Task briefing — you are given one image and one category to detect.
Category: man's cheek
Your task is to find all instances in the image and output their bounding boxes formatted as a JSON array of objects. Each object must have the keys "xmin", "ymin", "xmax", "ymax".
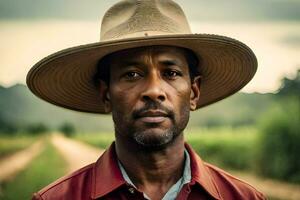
[{"xmin": 111, "ymin": 99, "xmax": 132, "ymax": 120}]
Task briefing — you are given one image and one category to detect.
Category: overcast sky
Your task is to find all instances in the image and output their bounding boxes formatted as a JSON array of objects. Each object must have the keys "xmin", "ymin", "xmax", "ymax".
[
  {"xmin": 1, "ymin": 0, "xmax": 300, "ymax": 21},
  {"xmin": 0, "ymin": 0, "xmax": 299, "ymax": 93}
]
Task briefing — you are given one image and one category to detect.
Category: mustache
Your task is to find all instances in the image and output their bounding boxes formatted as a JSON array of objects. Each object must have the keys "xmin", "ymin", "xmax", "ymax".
[{"xmin": 132, "ymin": 101, "xmax": 174, "ymax": 120}]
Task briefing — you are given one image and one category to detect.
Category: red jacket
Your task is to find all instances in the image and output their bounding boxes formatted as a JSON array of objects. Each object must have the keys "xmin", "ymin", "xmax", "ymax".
[{"xmin": 32, "ymin": 143, "xmax": 266, "ymax": 200}]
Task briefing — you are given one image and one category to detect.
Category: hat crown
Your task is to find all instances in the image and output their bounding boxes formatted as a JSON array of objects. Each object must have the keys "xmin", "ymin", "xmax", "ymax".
[{"xmin": 100, "ymin": 0, "xmax": 191, "ymax": 41}]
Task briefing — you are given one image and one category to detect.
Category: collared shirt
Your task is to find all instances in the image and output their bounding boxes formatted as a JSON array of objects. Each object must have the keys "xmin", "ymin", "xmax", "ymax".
[
  {"xmin": 118, "ymin": 149, "xmax": 191, "ymax": 200},
  {"xmin": 32, "ymin": 142, "xmax": 266, "ymax": 200}
]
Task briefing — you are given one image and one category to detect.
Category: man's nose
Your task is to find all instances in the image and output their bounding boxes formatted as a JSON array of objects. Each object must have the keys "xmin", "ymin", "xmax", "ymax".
[{"xmin": 141, "ymin": 73, "xmax": 166, "ymax": 102}]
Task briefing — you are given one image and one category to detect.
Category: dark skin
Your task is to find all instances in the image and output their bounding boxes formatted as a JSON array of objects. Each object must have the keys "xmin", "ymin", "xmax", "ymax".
[{"xmin": 99, "ymin": 46, "xmax": 201, "ymax": 200}]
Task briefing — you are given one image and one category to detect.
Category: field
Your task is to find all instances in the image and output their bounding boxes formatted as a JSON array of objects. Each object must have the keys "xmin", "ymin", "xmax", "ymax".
[
  {"xmin": 0, "ymin": 135, "xmax": 36, "ymax": 158},
  {"xmin": 186, "ymin": 127, "xmax": 257, "ymax": 170},
  {"xmin": 0, "ymin": 139, "xmax": 67, "ymax": 199},
  {"xmin": 74, "ymin": 131, "xmax": 114, "ymax": 149}
]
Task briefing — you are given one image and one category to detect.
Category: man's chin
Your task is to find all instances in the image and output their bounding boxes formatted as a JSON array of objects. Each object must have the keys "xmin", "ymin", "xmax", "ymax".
[{"xmin": 133, "ymin": 129, "xmax": 176, "ymax": 151}]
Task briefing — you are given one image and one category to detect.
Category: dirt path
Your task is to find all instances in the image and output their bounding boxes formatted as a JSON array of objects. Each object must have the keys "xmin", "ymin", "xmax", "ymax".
[
  {"xmin": 0, "ymin": 140, "xmax": 44, "ymax": 182},
  {"xmin": 230, "ymin": 171, "xmax": 300, "ymax": 200},
  {"xmin": 51, "ymin": 133, "xmax": 104, "ymax": 173}
]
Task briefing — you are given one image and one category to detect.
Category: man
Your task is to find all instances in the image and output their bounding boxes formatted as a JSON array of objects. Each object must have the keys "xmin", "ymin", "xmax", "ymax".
[{"xmin": 28, "ymin": 0, "xmax": 265, "ymax": 199}]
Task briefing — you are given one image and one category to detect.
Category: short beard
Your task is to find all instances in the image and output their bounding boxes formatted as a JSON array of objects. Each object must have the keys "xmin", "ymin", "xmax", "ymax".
[{"xmin": 132, "ymin": 125, "xmax": 179, "ymax": 152}]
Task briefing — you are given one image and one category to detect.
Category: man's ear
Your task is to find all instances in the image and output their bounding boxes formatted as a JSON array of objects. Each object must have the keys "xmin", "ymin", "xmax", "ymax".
[
  {"xmin": 98, "ymin": 80, "xmax": 111, "ymax": 113},
  {"xmin": 190, "ymin": 75, "xmax": 201, "ymax": 111}
]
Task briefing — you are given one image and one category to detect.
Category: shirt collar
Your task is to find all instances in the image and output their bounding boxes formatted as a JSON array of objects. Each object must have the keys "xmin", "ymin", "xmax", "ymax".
[
  {"xmin": 91, "ymin": 142, "xmax": 126, "ymax": 199},
  {"xmin": 91, "ymin": 142, "xmax": 221, "ymax": 200},
  {"xmin": 185, "ymin": 143, "xmax": 221, "ymax": 200}
]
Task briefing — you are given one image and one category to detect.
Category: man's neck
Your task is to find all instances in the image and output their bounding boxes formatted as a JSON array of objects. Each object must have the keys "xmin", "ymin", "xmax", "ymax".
[{"xmin": 115, "ymin": 134, "xmax": 186, "ymax": 200}]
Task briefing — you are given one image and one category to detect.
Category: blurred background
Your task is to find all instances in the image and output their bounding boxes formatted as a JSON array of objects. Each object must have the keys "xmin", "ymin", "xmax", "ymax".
[{"xmin": 0, "ymin": 0, "xmax": 299, "ymax": 199}]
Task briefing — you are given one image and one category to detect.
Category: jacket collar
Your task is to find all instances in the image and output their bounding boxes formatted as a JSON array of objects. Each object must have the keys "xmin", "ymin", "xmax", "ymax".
[{"xmin": 91, "ymin": 142, "xmax": 221, "ymax": 200}]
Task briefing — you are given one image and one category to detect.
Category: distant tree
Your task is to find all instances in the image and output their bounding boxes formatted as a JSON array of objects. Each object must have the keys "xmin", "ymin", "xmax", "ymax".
[
  {"xmin": 256, "ymin": 99, "xmax": 300, "ymax": 183},
  {"xmin": 277, "ymin": 69, "xmax": 300, "ymax": 98},
  {"xmin": 59, "ymin": 122, "xmax": 76, "ymax": 137},
  {"xmin": 25, "ymin": 123, "xmax": 49, "ymax": 135},
  {"xmin": 0, "ymin": 115, "xmax": 19, "ymax": 134}
]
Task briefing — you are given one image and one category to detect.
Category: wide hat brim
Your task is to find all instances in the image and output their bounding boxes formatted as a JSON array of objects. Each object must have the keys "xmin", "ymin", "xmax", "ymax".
[{"xmin": 26, "ymin": 34, "xmax": 257, "ymax": 114}]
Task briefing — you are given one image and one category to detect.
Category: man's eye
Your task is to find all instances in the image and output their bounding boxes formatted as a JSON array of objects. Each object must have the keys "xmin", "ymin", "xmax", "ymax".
[
  {"xmin": 124, "ymin": 72, "xmax": 141, "ymax": 79},
  {"xmin": 164, "ymin": 70, "xmax": 182, "ymax": 78}
]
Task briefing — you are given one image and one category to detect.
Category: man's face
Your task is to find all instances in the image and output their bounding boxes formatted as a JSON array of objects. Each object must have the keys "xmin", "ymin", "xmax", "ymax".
[{"xmin": 105, "ymin": 46, "xmax": 200, "ymax": 150}]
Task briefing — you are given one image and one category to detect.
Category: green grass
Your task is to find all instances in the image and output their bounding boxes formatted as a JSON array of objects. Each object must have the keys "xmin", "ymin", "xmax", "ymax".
[
  {"xmin": 0, "ymin": 135, "xmax": 37, "ymax": 158},
  {"xmin": 74, "ymin": 132, "xmax": 114, "ymax": 149},
  {"xmin": 185, "ymin": 127, "xmax": 257, "ymax": 170},
  {"xmin": 0, "ymin": 140, "xmax": 67, "ymax": 200}
]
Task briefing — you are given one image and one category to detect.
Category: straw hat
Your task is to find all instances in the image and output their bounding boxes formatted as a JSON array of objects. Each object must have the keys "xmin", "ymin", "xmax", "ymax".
[{"xmin": 26, "ymin": 0, "xmax": 257, "ymax": 114}]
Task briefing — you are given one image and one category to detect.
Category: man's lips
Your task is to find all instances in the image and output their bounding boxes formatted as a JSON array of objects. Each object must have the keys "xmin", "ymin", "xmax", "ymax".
[
  {"xmin": 139, "ymin": 116, "xmax": 166, "ymax": 123},
  {"xmin": 135, "ymin": 110, "xmax": 169, "ymax": 123}
]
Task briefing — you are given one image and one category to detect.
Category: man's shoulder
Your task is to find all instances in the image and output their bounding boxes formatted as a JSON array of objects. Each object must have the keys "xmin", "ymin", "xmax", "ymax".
[
  {"xmin": 32, "ymin": 163, "xmax": 95, "ymax": 200},
  {"xmin": 203, "ymin": 162, "xmax": 266, "ymax": 200}
]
